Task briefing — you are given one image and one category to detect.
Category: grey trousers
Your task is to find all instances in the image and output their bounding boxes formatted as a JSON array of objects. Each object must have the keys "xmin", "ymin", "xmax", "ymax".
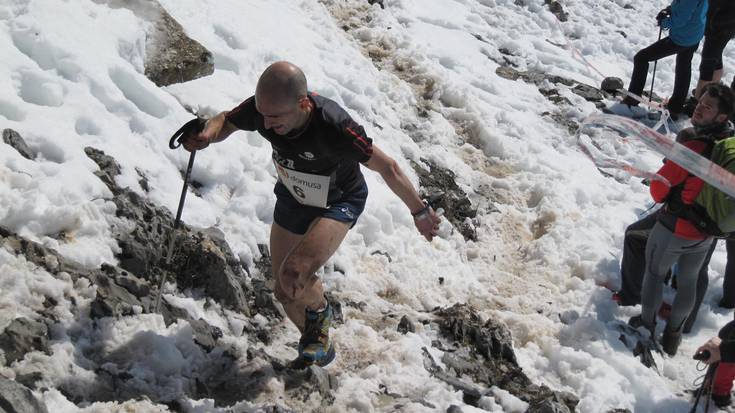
[{"xmin": 641, "ymin": 222, "xmax": 714, "ymax": 331}]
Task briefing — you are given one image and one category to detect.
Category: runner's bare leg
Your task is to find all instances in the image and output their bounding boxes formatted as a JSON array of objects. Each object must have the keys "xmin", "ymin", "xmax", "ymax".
[{"xmin": 271, "ymin": 218, "xmax": 350, "ymax": 332}]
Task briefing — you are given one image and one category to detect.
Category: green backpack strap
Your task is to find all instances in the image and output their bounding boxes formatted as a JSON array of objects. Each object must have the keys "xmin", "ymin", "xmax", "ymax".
[{"xmin": 696, "ymin": 136, "xmax": 735, "ymax": 235}]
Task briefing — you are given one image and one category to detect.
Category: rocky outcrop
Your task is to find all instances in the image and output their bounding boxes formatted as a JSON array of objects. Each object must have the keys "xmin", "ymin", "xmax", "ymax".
[
  {"xmin": 144, "ymin": 5, "xmax": 214, "ymax": 86},
  {"xmin": 0, "ymin": 133, "xmax": 288, "ymax": 408},
  {"xmin": 0, "ymin": 377, "xmax": 48, "ymax": 413},
  {"xmin": 432, "ymin": 304, "xmax": 579, "ymax": 412},
  {"xmin": 545, "ymin": 0, "xmax": 569, "ymax": 22},
  {"xmin": 413, "ymin": 160, "xmax": 477, "ymax": 241},
  {"xmin": 0, "ymin": 318, "xmax": 48, "ymax": 365},
  {"xmin": 84, "ymin": 147, "xmax": 253, "ymax": 315},
  {"xmin": 95, "ymin": 0, "xmax": 214, "ymax": 86}
]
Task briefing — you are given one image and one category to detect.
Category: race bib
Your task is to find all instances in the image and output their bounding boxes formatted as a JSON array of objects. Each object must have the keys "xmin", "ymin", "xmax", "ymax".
[{"xmin": 274, "ymin": 161, "xmax": 331, "ymax": 208}]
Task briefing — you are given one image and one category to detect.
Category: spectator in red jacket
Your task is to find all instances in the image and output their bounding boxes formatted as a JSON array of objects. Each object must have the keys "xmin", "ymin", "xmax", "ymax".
[{"xmin": 631, "ymin": 83, "xmax": 735, "ymax": 357}]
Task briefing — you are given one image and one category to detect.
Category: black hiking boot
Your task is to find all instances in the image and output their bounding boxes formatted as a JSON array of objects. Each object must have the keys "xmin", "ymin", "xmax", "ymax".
[
  {"xmin": 289, "ymin": 301, "xmax": 335, "ymax": 369},
  {"xmin": 661, "ymin": 324, "xmax": 682, "ymax": 356}
]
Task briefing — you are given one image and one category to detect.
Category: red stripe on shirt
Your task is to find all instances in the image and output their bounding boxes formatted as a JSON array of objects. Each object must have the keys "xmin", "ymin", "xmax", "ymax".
[{"xmin": 346, "ymin": 127, "xmax": 371, "ymax": 155}]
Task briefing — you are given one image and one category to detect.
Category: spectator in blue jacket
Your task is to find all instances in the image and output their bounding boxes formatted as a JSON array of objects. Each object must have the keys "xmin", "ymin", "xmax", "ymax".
[{"xmin": 608, "ymin": 0, "xmax": 708, "ymax": 119}]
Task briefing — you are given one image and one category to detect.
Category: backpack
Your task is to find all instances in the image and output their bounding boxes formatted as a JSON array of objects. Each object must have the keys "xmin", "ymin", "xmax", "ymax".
[{"xmin": 693, "ymin": 137, "xmax": 735, "ymax": 235}]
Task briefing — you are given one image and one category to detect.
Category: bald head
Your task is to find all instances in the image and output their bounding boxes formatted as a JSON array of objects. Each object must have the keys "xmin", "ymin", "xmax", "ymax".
[{"xmin": 255, "ymin": 61, "xmax": 308, "ymax": 105}]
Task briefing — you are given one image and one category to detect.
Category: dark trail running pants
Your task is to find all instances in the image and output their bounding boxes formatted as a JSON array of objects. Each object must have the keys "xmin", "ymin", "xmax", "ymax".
[{"xmin": 627, "ymin": 37, "xmax": 699, "ymax": 112}]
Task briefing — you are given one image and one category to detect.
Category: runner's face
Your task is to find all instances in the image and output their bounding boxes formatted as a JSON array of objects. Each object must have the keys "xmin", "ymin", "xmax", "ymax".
[
  {"xmin": 256, "ymin": 96, "xmax": 307, "ymax": 135},
  {"xmin": 692, "ymin": 94, "xmax": 725, "ymax": 127}
]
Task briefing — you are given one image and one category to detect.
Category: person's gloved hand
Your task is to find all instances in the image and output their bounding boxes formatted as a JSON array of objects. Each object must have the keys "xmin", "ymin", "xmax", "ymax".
[{"xmin": 656, "ymin": 6, "xmax": 671, "ymax": 24}]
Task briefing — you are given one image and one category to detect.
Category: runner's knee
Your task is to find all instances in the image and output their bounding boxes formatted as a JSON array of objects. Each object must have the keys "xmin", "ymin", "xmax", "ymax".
[
  {"xmin": 282, "ymin": 251, "xmax": 318, "ymax": 279},
  {"xmin": 273, "ymin": 281, "xmax": 293, "ymax": 304}
]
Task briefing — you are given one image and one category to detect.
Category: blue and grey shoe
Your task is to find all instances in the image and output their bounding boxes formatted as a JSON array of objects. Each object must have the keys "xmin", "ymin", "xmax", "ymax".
[{"xmin": 289, "ymin": 302, "xmax": 335, "ymax": 369}]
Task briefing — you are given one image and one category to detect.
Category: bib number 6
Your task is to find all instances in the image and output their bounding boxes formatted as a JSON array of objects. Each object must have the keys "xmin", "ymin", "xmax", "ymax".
[{"xmin": 292, "ymin": 185, "xmax": 306, "ymax": 199}]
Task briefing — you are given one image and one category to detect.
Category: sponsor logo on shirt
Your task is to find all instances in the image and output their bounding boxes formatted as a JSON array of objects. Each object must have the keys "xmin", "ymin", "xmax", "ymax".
[
  {"xmin": 273, "ymin": 152, "xmax": 296, "ymax": 169},
  {"xmin": 298, "ymin": 152, "xmax": 316, "ymax": 160}
]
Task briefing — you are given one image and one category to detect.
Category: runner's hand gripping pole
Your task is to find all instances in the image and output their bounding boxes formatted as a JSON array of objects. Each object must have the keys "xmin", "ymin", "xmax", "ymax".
[{"xmin": 153, "ymin": 118, "xmax": 206, "ymax": 313}]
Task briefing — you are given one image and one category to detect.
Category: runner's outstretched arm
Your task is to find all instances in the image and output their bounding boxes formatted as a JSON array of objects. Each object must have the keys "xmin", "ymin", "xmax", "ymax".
[{"xmin": 364, "ymin": 146, "xmax": 440, "ymax": 241}]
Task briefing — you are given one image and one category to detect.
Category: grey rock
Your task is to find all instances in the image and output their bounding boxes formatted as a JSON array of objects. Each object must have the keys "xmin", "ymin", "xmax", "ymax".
[
  {"xmin": 2, "ymin": 129, "xmax": 34, "ymax": 160},
  {"xmin": 559, "ymin": 310, "xmax": 579, "ymax": 325},
  {"xmin": 14, "ymin": 371, "xmax": 43, "ymax": 389},
  {"xmin": 496, "ymin": 66, "xmax": 522, "ymax": 81},
  {"xmin": 545, "ymin": 0, "xmax": 569, "ymax": 22},
  {"xmin": 90, "ymin": 265, "xmax": 145, "ymax": 318},
  {"xmin": 175, "ymin": 230, "xmax": 251, "ymax": 314},
  {"xmin": 84, "ymin": 147, "xmax": 252, "ymax": 315},
  {"xmin": 422, "ymin": 347, "xmax": 489, "ymax": 407},
  {"xmin": 601, "ymin": 77, "xmax": 624, "ymax": 93},
  {"xmin": 412, "ymin": 160, "xmax": 476, "ymax": 241},
  {"xmin": 398, "ymin": 315, "xmax": 416, "ymax": 334},
  {"xmin": 0, "ymin": 232, "xmax": 81, "ymax": 277},
  {"xmin": 92, "ymin": 0, "xmax": 213, "ymax": 87},
  {"xmin": 527, "ymin": 394, "xmax": 573, "ymax": 413},
  {"xmin": 0, "ymin": 318, "xmax": 49, "ymax": 364},
  {"xmin": 0, "ymin": 377, "xmax": 48, "ymax": 413},
  {"xmin": 115, "ymin": 272, "xmax": 151, "ymax": 297},
  {"xmin": 251, "ymin": 244, "xmax": 272, "ymax": 278},
  {"xmin": 84, "ymin": 147, "xmax": 121, "ymax": 193},
  {"xmin": 495, "ymin": 66, "xmax": 575, "ymax": 88},
  {"xmin": 434, "ymin": 304, "xmax": 579, "ymax": 412},
  {"xmin": 144, "ymin": 4, "xmax": 214, "ymax": 86},
  {"xmin": 189, "ymin": 318, "xmax": 223, "ymax": 352},
  {"xmin": 202, "ymin": 349, "xmax": 336, "ymax": 407},
  {"xmin": 251, "ymin": 279, "xmax": 281, "ymax": 321},
  {"xmin": 572, "ymin": 84, "xmax": 604, "ymax": 102},
  {"xmin": 542, "ymin": 111, "xmax": 579, "ymax": 135},
  {"xmin": 447, "ymin": 405, "xmax": 464, "ymax": 413}
]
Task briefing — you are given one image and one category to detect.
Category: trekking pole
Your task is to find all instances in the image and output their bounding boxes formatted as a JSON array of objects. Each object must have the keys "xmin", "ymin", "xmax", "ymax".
[
  {"xmin": 649, "ymin": 26, "xmax": 664, "ymax": 101},
  {"xmin": 689, "ymin": 363, "xmax": 717, "ymax": 413},
  {"xmin": 153, "ymin": 118, "xmax": 205, "ymax": 313}
]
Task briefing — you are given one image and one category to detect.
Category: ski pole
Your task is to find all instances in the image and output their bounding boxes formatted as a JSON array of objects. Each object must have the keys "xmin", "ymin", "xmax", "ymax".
[
  {"xmin": 649, "ymin": 26, "xmax": 664, "ymax": 101},
  {"xmin": 153, "ymin": 118, "xmax": 205, "ymax": 313}
]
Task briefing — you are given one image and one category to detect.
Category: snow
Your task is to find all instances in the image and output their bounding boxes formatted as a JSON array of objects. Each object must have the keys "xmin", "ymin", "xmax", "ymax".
[{"xmin": 1, "ymin": 0, "xmax": 734, "ymax": 411}]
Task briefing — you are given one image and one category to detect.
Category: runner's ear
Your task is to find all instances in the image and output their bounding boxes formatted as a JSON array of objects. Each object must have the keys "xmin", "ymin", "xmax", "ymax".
[
  {"xmin": 298, "ymin": 96, "xmax": 311, "ymax": 111},
  {"xmin": 716, "ymin": 113, "xmax": 728, "ymax": 124}
]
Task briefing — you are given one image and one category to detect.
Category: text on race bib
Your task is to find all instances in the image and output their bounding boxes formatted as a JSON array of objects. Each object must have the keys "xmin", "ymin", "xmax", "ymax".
[{"xmin": 274, "ymin": 160, "xmax": 332, "ymax": 208}]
